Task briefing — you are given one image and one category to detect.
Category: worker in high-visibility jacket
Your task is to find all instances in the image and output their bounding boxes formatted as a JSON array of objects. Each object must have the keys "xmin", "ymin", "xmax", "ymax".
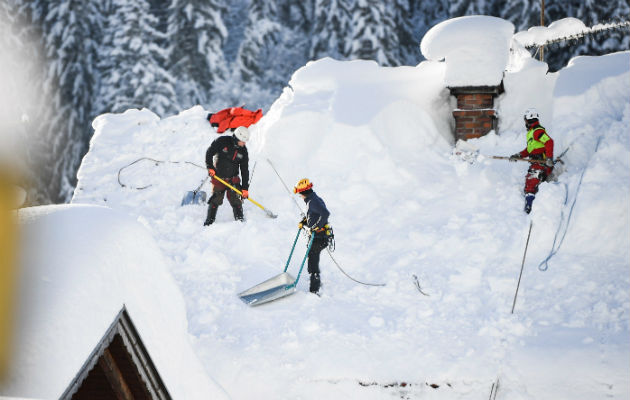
[{"xmin": 510, "ymin": 108, "xmax": 554, "ymax": 214}]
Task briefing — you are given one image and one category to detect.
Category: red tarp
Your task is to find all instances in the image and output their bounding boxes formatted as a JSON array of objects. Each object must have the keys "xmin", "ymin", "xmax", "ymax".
[{"xmin": 208, "ymin": 107, "xmax": 263, "ymax": 133}]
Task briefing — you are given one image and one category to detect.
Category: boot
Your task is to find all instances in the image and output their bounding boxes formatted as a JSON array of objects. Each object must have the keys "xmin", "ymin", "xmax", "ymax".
[
  {"xmin": 524, "ymin": 194, "xmax": 535, "ymax": 214},
  {"xmin": 309, "ymin": 273, "xmax": 321, "ymax": 294},
  {"xmin": 232, "ymin": 204, "xmax": 244, "ymax": 222},
  {"xmin": 204, "ymin": 204, "xmax": 218, "ymax": 226}
]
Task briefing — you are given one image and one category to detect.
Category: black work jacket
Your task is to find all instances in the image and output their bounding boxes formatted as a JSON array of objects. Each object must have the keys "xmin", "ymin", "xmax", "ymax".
[
  {"xmin": 205, "ymin": 135, "xmax": 250, "ymax": 189},
  {"xmin": 303, "ymin": 191, "xmax": 330, "ymax": 231}
]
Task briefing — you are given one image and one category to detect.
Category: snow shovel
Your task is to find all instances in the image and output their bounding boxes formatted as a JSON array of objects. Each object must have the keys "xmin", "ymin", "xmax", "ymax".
[
  {"xmin": 212, "ymin": 175, "xmax": 277, "ymax": 218},
  {"xmin": 238, "ymin": 228, "xmax": 314, "ymax": 306},
  {"xmin": 181, "ymin": 176, "xmax": 208, "ymax": 206}
]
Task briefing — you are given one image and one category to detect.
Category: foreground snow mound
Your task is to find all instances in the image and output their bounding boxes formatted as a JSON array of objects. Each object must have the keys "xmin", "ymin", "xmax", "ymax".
[
  {"xmin": 71, "ymin": 53, "xmax": 629, "ymax": 399},
  {"xmin": 11, "ymin": 204, "xmax": 228, "ymax": 399}
]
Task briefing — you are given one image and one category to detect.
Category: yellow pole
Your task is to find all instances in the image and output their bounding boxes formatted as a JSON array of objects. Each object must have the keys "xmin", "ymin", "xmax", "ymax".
[
  {"xmin": 212, "ymin": 175, "xmax": 277, "ymax": 218},
  {"xmin": 0, "ymin": 170, "xmax": 19, "ymax": 381}
]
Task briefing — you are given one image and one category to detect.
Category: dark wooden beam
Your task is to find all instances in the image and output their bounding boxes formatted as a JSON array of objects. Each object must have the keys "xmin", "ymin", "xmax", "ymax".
[{"xmin": 98, "ymin": 348, "xmax": 134, "ymax": 400}]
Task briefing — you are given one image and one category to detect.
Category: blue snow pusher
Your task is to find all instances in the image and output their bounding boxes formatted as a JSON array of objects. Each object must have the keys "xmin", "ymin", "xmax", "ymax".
[{"xmin": 238, "ymin": 228, "xmax": 314, "ymax": 306}]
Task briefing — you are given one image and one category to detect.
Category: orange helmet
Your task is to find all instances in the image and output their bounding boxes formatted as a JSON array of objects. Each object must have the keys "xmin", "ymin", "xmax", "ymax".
[{"xmin": 293, "ymin": 178, "xmax": 313, "ymax": 194}]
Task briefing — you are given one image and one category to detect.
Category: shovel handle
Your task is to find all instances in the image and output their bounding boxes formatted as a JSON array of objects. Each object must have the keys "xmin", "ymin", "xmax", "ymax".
[
  {"xmin": 491, "ymin": 156, "xmax": 558, "ymax": 166},
  {"xmin": 283, "ymin": 228, "xmax": 302, "ymax": 273},
  {"xmin": 212, "ymin": 175, "xmax": 277, "ymax": 217},
  {"xmin": 194, "ymin": 176, "xmax": 209, "ymax": 193}
]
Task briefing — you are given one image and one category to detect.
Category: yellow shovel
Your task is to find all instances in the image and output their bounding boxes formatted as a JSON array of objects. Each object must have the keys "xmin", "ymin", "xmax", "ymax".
[{"xmin": 212, "ymin": 175, "xmax": 277, "ymax": 219}]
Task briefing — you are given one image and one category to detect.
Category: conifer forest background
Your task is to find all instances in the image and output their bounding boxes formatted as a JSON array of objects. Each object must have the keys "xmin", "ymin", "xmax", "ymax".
[{"xmin": 1, "ymin": 0, "xmax": 628, "ymax": 205}]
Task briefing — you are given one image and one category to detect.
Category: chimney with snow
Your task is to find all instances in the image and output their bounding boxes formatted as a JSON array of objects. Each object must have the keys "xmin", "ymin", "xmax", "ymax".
[
  {"xmin": 450, "ymin": 85, "xmax": 503, "ymax": 140},
  {"xmin": 420, "ymin": 16, "xmax": 514, "ymax": 141}
]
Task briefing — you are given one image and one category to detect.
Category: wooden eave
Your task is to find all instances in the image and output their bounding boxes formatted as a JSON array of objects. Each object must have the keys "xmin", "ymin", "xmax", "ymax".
[{"xmin": 60, "ymin": 306, "xmax": 172, "ymax": 400}]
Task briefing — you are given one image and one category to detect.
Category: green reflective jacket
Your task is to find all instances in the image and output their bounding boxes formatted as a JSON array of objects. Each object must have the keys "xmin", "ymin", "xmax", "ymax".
[{"xmin": 527, "ymin": 126, "xmax": 551, "ymax": 154}]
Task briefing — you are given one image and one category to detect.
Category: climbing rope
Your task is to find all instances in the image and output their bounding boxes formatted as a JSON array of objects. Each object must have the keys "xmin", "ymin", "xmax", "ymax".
[
  {"xmin": 117, "ymin": 157, "xmax": 205, "ymax": 190},
  {"xmin": 327, "ymin": 249, "xmax": 386, "ymax": 287},
  {"xmin": 538, "ymin": 136, "xmax": 603, "ymax": 271}
]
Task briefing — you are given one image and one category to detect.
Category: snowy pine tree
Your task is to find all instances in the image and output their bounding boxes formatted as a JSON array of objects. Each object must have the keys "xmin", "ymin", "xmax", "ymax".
[
  {"xmin": 167, "ymin": 0, "xmax": 229, "ymax": 110},
  {"xmin": 392, "ymin": 0, "xmax": 423, "ymax": 65},
  {"xmin": 310, "ymin": 0, "xmax": 353, "ymax": 60},
  {"xmin": 99, "ymin": 0, "xmax": 176, "ymax": 117},
  {"xmin": 449, "ymin": 0, "xmax": 492, "ymax": 17},
  {"xmin": 349, "ymin": 0, "xmax": 400, "ymax": 66},
  {"xmin": 231, "ymin": 0, "xmax": 283, "ymax": 107},
  {"xmin": 40, "ymin": 0, "xmax": 106, "ymax": 201},
  {"xmin": 500, "ymin": 0, "xmax": 539, "ymax": 31}
]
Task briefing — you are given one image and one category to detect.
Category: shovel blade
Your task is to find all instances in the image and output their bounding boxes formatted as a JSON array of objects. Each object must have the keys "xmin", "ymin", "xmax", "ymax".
[
  {"xmin": 238, "ymin": 272, "xmax": 296, "ymax": 306},
  {"xmin": 181, "ymin": 190, "xmax": 207, "ymax": 206}
]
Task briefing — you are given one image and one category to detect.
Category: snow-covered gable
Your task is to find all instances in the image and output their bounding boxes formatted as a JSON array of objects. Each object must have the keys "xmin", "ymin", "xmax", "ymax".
[
  {"xmin": 421, "ymin": 16, "xmax": 514, "ymax": 87},
  {"xmin": 7, "ymin": 204, "xmax": 228, "ymax": 399}
]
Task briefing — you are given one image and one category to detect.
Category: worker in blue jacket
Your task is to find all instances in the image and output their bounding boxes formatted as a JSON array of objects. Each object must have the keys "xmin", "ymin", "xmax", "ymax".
[{"xmin": 294, "ymin": 178, "xmax": 330, "ymax": 295}]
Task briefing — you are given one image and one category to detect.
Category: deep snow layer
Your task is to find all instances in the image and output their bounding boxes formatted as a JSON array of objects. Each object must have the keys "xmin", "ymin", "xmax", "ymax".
[{"xmin": 69, "ymin": 52, "xmax": 630, "ymax": 399}]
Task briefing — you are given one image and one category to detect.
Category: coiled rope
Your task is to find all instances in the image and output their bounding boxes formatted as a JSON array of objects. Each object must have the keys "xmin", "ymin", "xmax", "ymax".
[{"xmin": 538, "ymin": 136, "xmax": 603, "ymax": 271}]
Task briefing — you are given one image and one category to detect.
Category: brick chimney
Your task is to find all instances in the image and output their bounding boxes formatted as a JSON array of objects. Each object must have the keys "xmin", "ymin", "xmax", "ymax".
[{"xmin": 450, "ymin": 84, "xmax": 503, "ymax": 141}]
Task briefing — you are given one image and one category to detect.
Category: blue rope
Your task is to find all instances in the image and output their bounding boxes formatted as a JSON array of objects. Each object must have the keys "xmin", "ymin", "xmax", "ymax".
[{"xmin": 538, "ymin": 136, "xmax": 603, "ymax": 271}]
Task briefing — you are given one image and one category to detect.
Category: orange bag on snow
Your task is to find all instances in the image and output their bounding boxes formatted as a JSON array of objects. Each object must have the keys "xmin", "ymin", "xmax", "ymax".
[{"xmin": 208, "ymin": 107, "xmax": 263, "ymax": 133}]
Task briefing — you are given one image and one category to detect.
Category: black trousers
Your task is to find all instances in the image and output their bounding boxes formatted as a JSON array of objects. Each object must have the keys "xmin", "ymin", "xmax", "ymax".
[
  {"xmin": 308, "ymin": 235, "xmax": 328, "ymax": 292},
  {"xmin": 307, "ymin": 235, "xmax": 328, "ymax": 274},
  {"xmin": 209, "ymin": 185, "xmax": 243, "ymax": 220}
]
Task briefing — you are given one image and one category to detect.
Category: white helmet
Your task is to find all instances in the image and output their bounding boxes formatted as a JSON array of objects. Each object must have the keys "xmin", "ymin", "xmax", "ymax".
[
  {"xmin": 234, "ymin": 126, "xmax": 250, "ymax": 142},
  {"xmin": 524, "ymin": 108, "xmax": 540, "ymax": 121}
]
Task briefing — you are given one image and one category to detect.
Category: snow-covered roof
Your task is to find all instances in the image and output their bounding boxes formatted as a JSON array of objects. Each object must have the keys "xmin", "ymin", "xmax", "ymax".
[
  {"xmin": 5, "ymin": 204, "xmax": 228, "ymax": 399},
  {"xmin": 65, "ymin": 49, "xmax": 630, "ymax": 399},
  {"xmin": 420, "ymin": 15, "xmax": 514, "ymax": 87}
]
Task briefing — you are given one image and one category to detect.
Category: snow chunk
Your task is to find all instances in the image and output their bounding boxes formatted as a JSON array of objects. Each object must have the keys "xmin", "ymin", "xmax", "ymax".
[{"xmin": 421, "ymin": 16, "xmax": 514, "ymax": 87}]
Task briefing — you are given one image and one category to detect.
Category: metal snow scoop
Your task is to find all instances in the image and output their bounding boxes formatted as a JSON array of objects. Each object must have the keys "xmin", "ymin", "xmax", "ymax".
[
  {"xmin": 238, "ymin": 229, "xmax": 314, "ymax": 306},
  {"xmin": 181, "ymin": 176, "xmax": 208, "ymax": 206},
  {"xmin": 212, "ymin": 175, "xmax": 277, "ymax": 218}
]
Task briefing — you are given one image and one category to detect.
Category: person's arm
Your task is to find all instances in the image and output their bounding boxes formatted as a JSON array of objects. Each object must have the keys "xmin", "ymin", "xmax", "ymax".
[
  {"xmin": 543, "ymin": 136, "xmax": 554, "ymax": 159},
  {"xmin": 240, "ymin": 150, "xmax": 250, "ymax": 190},
  {"xmin": 205, "ymin": 139, "xmax": 220, "ymax": 171}
]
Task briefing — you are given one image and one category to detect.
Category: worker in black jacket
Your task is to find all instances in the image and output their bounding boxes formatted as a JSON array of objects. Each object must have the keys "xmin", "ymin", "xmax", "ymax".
[
  {"xmin": 204, "ymin": 126, "xmax": 250, "ymax": 225},
  {"xmin": 294, "ymin": 178, "xmax": 330, "ymax": 294}
]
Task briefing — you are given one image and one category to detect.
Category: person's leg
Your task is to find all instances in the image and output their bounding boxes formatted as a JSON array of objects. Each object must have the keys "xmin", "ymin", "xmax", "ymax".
[
  {"xmin": 204, "ymin": 188, "xmax": 226, "ymax": 225},
  {"xmin": 226, "ymin": 186, "xmax": 244, "ymax": 221},
  {"xmin": 523, "ymin": 167, "xmax": 544, "ymax": 214},
  {"xmin": 307, "ymin": 237, "xmax": 328, "ymax": 293}
]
